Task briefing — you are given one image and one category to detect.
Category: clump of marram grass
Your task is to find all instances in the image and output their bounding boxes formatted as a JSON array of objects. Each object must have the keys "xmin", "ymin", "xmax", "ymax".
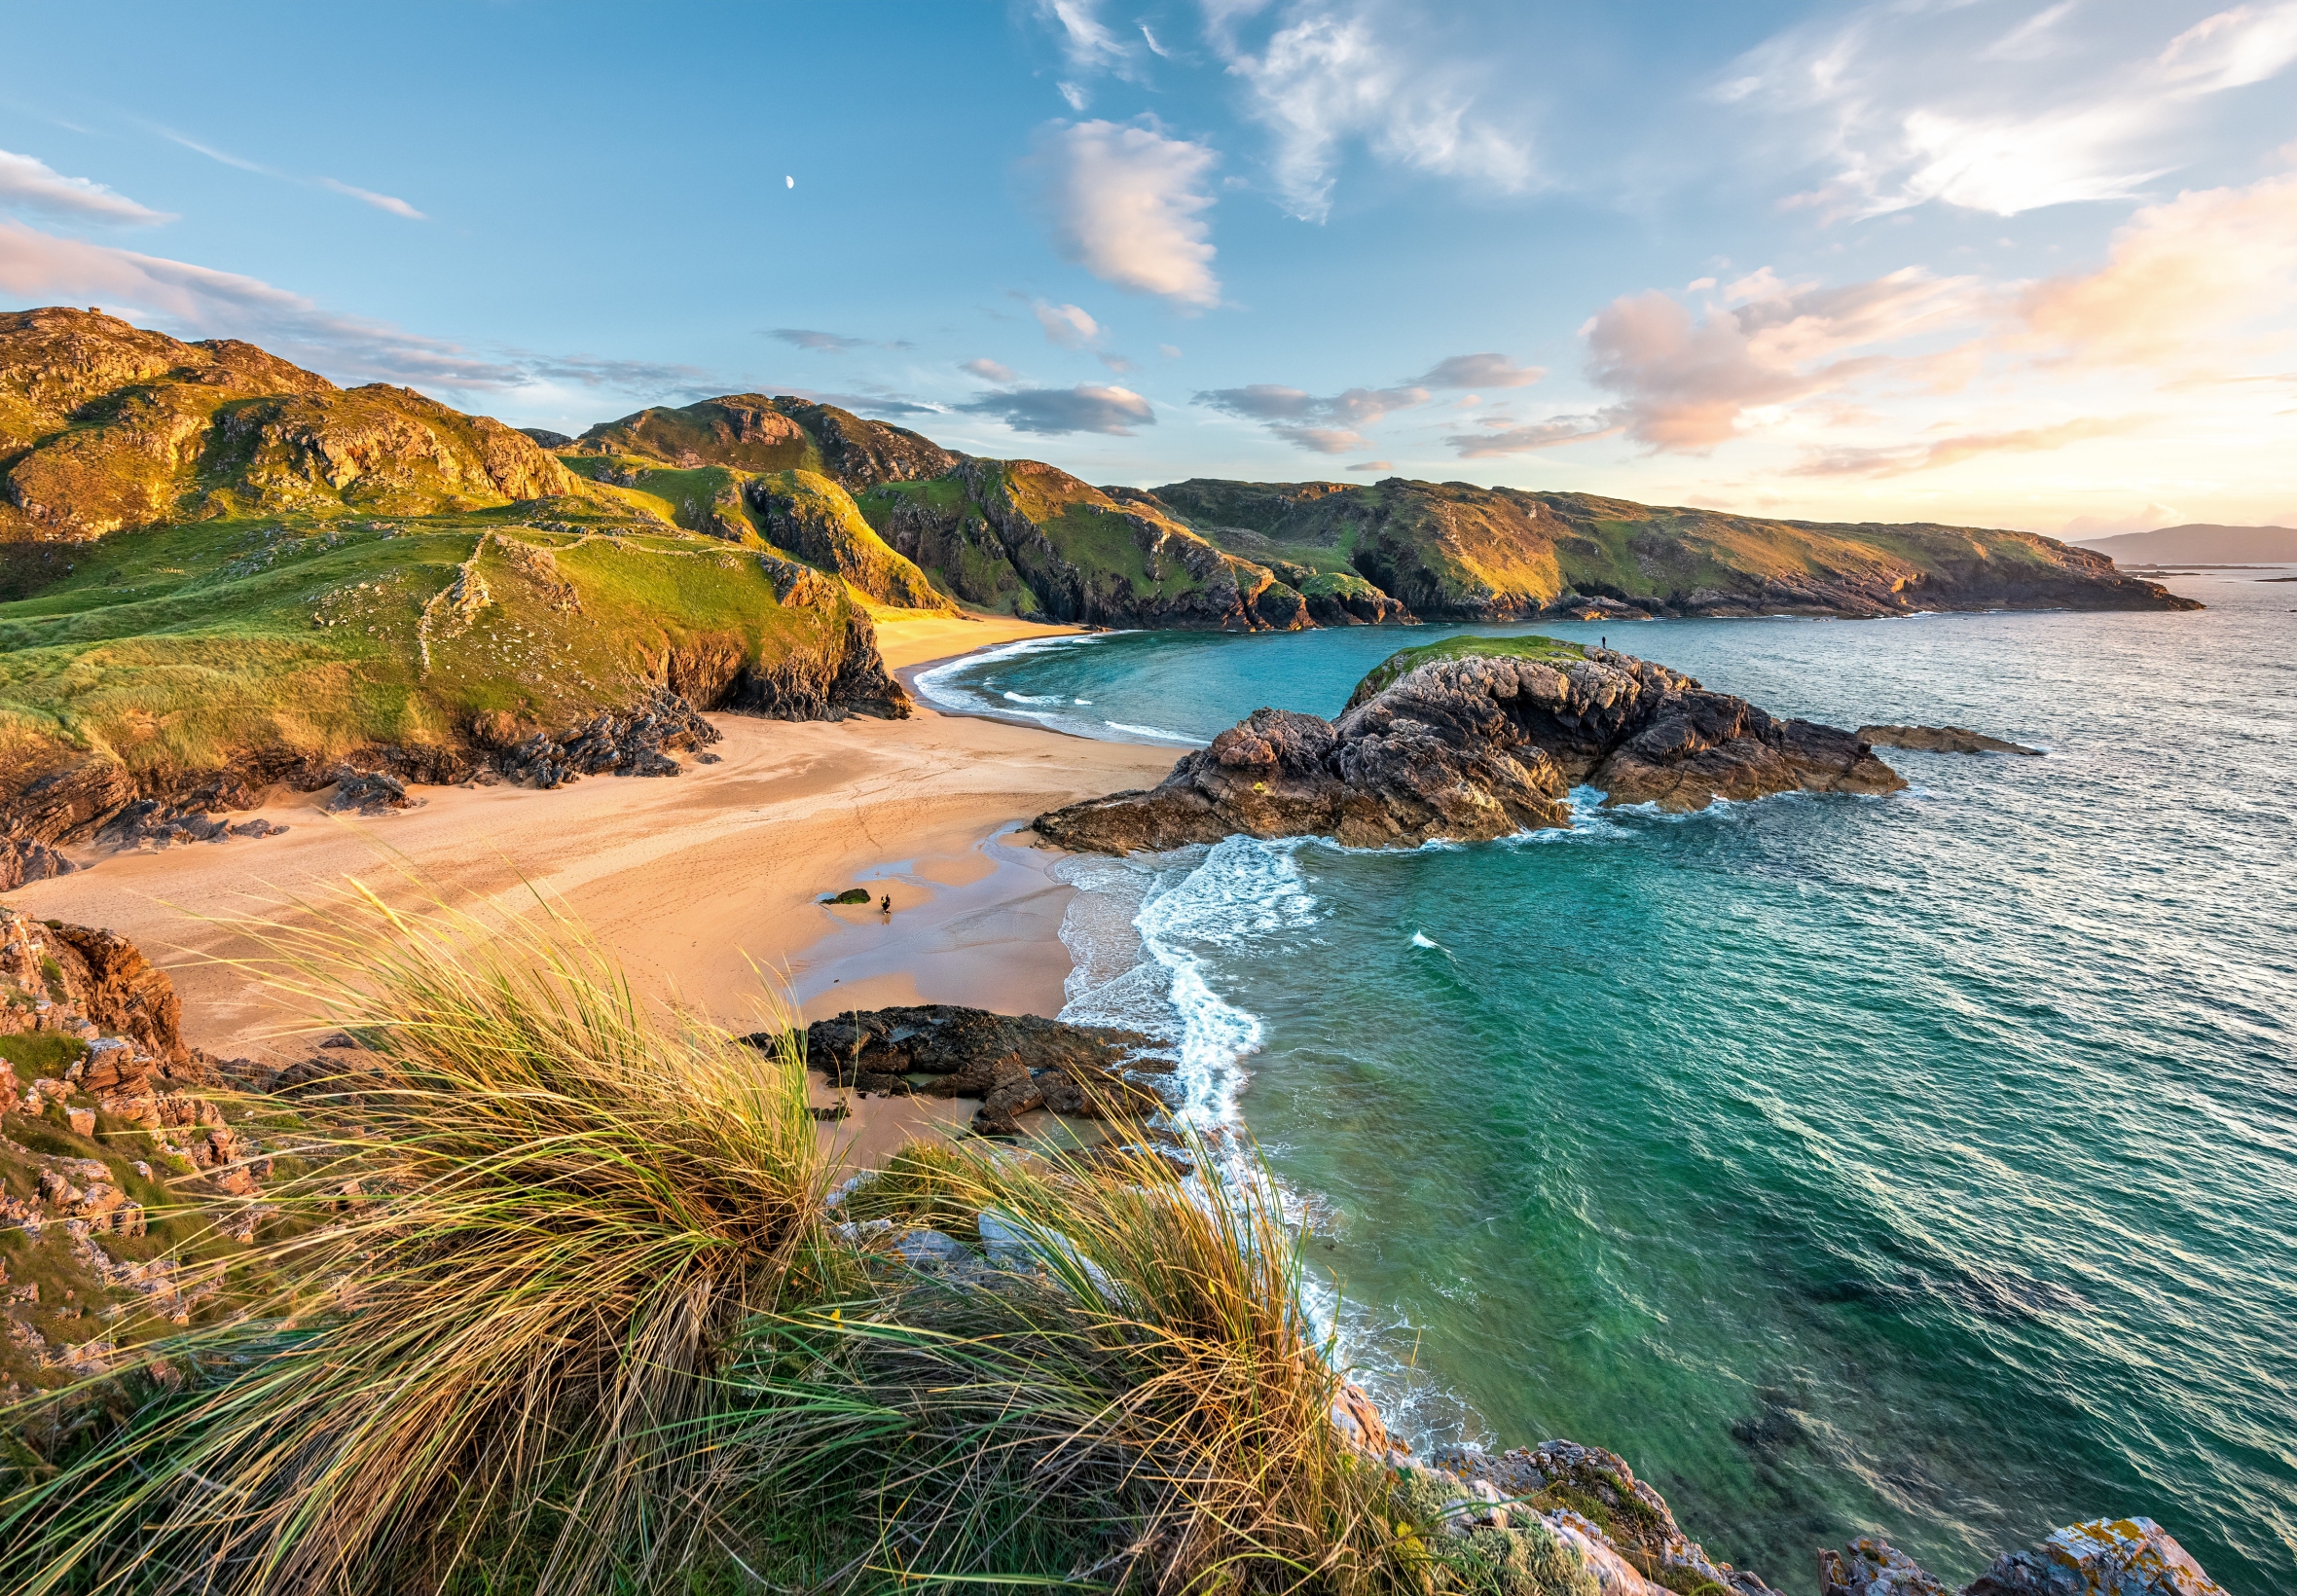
[
  {"xmin": 0, "ymin": 882, "xmax": 839, "ymax": 1596},
  {"xmin": 0, "ymin": 887, "xmax": 1510, "ymax": 1596},
  {"xmin": 744, "ymin": 1134, "xmax": 1418, "ymax": 1596}
]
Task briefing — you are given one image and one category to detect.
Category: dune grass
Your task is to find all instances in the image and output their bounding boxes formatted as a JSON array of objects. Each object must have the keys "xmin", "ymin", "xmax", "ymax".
[{"xmin": 0, "ymin": 889, "xmax": 1435, "ymax": 1596}]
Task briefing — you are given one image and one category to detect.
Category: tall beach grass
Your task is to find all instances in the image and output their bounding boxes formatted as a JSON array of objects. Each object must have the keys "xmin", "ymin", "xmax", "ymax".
[{"xmin": 0, "ymin": 885, "xmax": 1434, "ymax": 1595}]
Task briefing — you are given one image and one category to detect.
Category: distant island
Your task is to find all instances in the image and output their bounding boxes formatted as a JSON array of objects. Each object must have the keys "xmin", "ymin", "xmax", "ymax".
[{"xmin": 2071, "ymin": 524, "xmax": 2297, "ymax": 564}]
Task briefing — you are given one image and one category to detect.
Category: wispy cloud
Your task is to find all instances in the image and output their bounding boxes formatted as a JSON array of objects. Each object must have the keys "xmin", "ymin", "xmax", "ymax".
[
  {"xmin": 1209, "ymin": 2, "xmax": 1532, "ymax": 222},
  {"xmin": 1194, "ymin": 380, "xmax": 1429, "ymax": 453},
  {"xmin": 1581, "ymin": 268, "xmax": 1982, "ymax": 450},
  {"xmin": 2020, "ymin": 166, "xmax": 2297, "ymax": 367},
  {"xmin": 960, "ymin": 381, "xmax": 1154, "ymax": 434},
  {"xmin": 961, "ymin": 356, "xmax": 1019, "ymax": 383},
  {"xmin": 1031, "ymin": 119, "xmax": 1221, "ymax": 307},
  {"xmin": 0, "ymin": 149, "xmax": 171, "ymax": 226},
  {"xmin": 1445, "ymin": 411, "xmax": 1621, "ymax": 458},
  {"xmin": 163, "ymin": 126, "xmax": 427, "ymax": 220},
  {"xmin": 320, "ymin": 178, "xmax": 424, "ymax": 219},
  {"xmin": 160, "ymin": 127, "xmax": 273, "ymax": 174},
  {"xmin": 1034, "ymin": 299, "xmax": 1103, "ymax": 347},
  {"xmin": 0, "ymin": 217, "xmax": 699, "ymax": 400},
  {"xmin": 1417, "ymin": 351, "xmax": 1543, "ymax": 388},
  {"xmin": 770, "ymin": 327, "xmax": 869, "ymax": 352},
  {"xmin": 1728, "ymin": 1, "xmax": 2297, "ymax": 219},
  {"xmin": 1789, "ymin": 417, "xmax": 2148, "ymax": 478}
]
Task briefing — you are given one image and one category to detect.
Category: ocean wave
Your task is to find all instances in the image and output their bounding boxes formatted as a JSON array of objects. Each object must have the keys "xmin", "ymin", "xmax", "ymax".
[
  {"xmin": 1103, "ymin": 719, "xmax": 1210, "ymax": 745},
  {"xmin": 909, "ymin": 632, "xmax": 1100, "ymax": 714}
]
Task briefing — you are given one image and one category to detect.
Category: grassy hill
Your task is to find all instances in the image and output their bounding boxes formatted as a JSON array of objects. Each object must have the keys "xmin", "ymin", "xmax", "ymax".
[
  {"xmin": 0, "ymin": 500, "xmax": 897, "ymax": 846},
  {"xmin": 1140, "ymin": 477, "xmax": 2197, "ymax": 620}
]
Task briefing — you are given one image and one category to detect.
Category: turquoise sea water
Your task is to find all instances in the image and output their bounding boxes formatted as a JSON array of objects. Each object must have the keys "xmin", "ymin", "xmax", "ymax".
[{"xmin": 915, "ymin": 573, "xmax": 2296, "ymax": 1594}]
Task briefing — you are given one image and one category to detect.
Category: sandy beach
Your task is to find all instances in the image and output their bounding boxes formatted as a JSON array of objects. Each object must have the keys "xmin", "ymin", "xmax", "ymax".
[{"xmin": 9, "ymin": 615, "xmax": 1176, "ymax": 1104}]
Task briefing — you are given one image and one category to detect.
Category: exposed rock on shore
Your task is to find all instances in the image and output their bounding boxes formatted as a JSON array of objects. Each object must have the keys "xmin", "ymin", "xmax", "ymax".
[
  {"xmin": 779, "ymin": 1004, "xmax": 1170, "ymax": 1135},
  {"xmin": 1858, "ymin": 724, "xmax": 2042, "ymax": 756},
  {"xmin": 1818, "ymin": 1517, "xmax": 2224, "ymax": 1595},
  {"xmin": 1034, "ymin": 641, "xmax": 1904, "ymax": 854},
  {"xmin": 481, "ymin": 686, "xmax": 721, "ymax": 788},
  {"xmin": 1413, "ymin": 1437, "xmax": 1780, "ymax": 1595}
]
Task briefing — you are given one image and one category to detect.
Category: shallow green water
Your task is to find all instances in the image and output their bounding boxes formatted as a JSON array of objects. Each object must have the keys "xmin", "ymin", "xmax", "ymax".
[{"xmin": 921, "ymin": 575, "xmax": 2297, "ymax": 1592}]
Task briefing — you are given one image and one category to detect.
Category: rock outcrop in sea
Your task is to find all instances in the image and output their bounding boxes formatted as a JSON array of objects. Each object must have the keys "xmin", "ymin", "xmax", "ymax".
[
  {"xmin": 1034, "ymin": 643, "xmax": 1904, "ymax": 854},
  {"xmin": 1858, "ymin": 724, "xmax": 2042, "ymax": 756},
  {"xmin": 777, "ymin": 1003, "xmax": 1171, "ymax": 1135}
]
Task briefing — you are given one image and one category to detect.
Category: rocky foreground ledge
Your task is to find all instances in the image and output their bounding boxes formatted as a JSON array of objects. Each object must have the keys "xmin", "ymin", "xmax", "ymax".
[{"xmin": 1035, "ymin": 639, "xmax": 1905, "ymax": 854}]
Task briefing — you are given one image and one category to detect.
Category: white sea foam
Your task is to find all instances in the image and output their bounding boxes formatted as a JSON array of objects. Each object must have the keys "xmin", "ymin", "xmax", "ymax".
[
  {"xmin": 1002, "ymin": 690, "xmax": 1065, "ymax": 705},
  {"xmin": 1410, "ymin": 929, "xmax": 1440, "ymax": 949},
  {"xmin": 910, "ymin": 633, "xmax": 1097, "ymax": 714},
  {"xmin": 1102, "ymin": 720, "xmax": 1209, "ymax": 745},
  {"xmin": 1051, "ymin": 838, "xmax": 1478, "ymax": 1447}
]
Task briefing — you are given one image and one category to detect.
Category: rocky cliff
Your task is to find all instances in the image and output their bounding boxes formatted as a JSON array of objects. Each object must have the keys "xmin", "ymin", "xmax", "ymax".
[
  {"xmin": 1033, "ymin": 636, "xmax": 1904, "ymax": 853},
  {"xmin": 0, "ymin": 308, "xmax": 599, "ymax": 545},
  {"xmin": 858, "ymin": 458, "xmax": 1319, "ymax": 630}
]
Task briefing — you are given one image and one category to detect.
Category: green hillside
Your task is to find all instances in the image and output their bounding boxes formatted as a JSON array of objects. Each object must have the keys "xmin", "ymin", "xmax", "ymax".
[
  {"xmin": 0, "ymin": 502, "xmax": 875, "ymax": 811},
  {"xmin": 1141, "ymin": 477, "xmax": 2196, "ymax": 620}
]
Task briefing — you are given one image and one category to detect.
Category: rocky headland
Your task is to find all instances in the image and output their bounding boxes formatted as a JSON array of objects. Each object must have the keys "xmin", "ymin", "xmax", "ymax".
[
  {"xmin": 1858, "ymin": 724, "xmax": 2043, "ymax": 756},
  {"xmin": 1034, "ymin": 637, "xmax": 1905, "ymax": 854}
]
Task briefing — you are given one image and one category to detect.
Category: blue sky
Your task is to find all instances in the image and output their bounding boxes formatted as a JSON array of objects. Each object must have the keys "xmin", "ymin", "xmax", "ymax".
[{"xmin": 4, "ymin": 0, "xmax": 2294, "ymax": 535}]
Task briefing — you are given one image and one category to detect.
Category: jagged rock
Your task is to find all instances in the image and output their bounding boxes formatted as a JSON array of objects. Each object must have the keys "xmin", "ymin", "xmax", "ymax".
[
  {"xmin": 1962, "ymin": 1518, "xmax": 2226, "ymax": 1596},
  {"xmin": 1434, "ymin": 1438, "xmax": 1779, "ymax": 1596},
  {"xmin": 1818, "ymin": 1519, "xmax": 2226, "ymax": 1596},
  {"xmin": 0, "ymin": 838, "xmax": 75, "ymax": 889},
  {"xmin": 494, "ymin": 686, "xmax": 719, "ymax": 787},
  {"xmin": 517, "ymin": 427, "xmax": 574, "ymax": 449},
  {"xmin": 718, "ymin": 611, "xmax": 912, "ymax": 721},
  {"xmin": 1858, "ymin": 725, "xmax": 2042, "ymax": 757},
  {"xmin": 327, "ymin": 769, "xmax": 422, "ymax": 815},
  {"xmin": 41, "ymin": 920, "xmax": 194, "ymax": 1070},
  {"xmin": 767, "ymin": 1003, "xmax": 1167, "ymax": 1136},
  {"xmin": 1818, "ymin": 1537, "xmax": 1954, "ymax": 1595},
  {"xmin": 1035, "ymin": 646, "xmax": 1905, "ymax": 854}
]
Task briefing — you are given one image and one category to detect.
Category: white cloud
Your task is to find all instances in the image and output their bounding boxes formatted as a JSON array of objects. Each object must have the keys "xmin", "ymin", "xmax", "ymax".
[
  {"xmin": 1582, "ymin": 268, "xmax": 1982, "ymax": 450},
  {"xmin": 1035, "ymin": 299, "xmax": 1103, "ymax": 347},
  {"xmin": 1732, "ymin": 2, "xmax": 2297, "ymax": 219},
  {"xmin": 1789, "ymin": 416, "xmax": 2149, "ymax": 477},
  {"xmin": 0, "ymin": 149, "xmax": 171, "ymax": 226},
  {"xmin": 1213, "ymin": 4, "xmax": 1533, "ymax": 222},
  {"xmin": 2020, "ymin": 168, "xmax": 2297, "ymax": 365},
  {"xmin": 1031, "ymin": 120, "xmax": 1221, "ymax": 307},
  {"xmin": 961, "ymin": 356, "xmax": 1019, "ymax": 382},
  {"xmin": 959, "ymin": 382, "xmax": 1154, "ymax": 434},
  {"xmin": 321, "ymin": 178, "xmax": 425, "ymax": 219},
  {"xmin": 1038, "ymin": 0, "xmax": 1131, "ymax": 72},
  {"xmin": 2159, "ymin": 3, "xmax": 2297, "ymax": 91}
]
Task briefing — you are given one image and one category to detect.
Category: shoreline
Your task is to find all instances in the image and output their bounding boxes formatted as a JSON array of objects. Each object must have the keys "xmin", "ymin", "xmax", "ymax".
[{"xmin": 8, "ymin": 613, "xmax": 1176, "ymax": 1081}]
